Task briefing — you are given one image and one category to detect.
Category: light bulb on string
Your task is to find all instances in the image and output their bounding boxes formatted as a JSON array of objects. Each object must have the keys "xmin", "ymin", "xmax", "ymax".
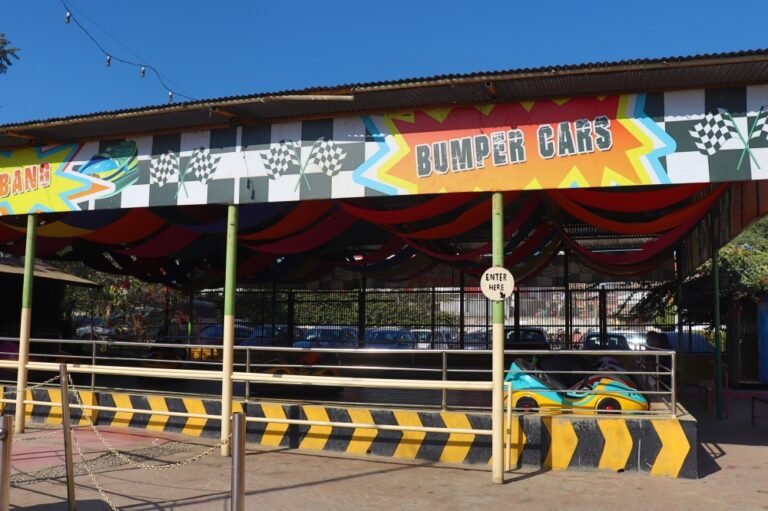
[
  {"xmin": 105, "ymin": 55, "xmax": 111, "ymax": 67},
  {"xmin": 140, "ymin": 67, "xmax": 146, "ymax": 78},
  {"xmin": 168, "ymin": 90, "xmax": 174, "ymax": 103},
  {"xmin": 65, "ymin": 11, "xmax": 71, "ymax": 23}
]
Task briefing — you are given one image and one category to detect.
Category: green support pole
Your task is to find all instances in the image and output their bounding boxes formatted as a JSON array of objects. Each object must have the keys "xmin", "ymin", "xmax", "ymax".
[
  {"xmin": 15, "ymin": 214, "xmax": 37, "ymax": 433},
  {"xmin": 491, "ymin": 192, "xmax": 504, "ymax": 484},
  {"xmin": 221, "ymin": 204, "xmax": 238, "ymax": 455},
  {"xmin": 711, "ymin": 220, "xmax": 724, "ymax": 420}
]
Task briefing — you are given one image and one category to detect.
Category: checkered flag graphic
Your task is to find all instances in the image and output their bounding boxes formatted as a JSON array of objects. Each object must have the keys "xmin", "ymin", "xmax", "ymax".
[
  {"xmin": 750, "ymin": 109, "xmax": 768, "ymax": 141},
  {"xmin": 689, "ymin": 109, "xmax": 737, "ymax": 155},
  {"xmin": 150, "ymin": 151, "xmax": 179, "ymax": 187},
  {"xmin": 261, "ymin": 140, "xmax": 299, "ymax": 180},
  {"xmin": 188, "ymin": 148, "xmax": 220, "ymax": 184},
  {"xmin": 309, "ymin": 137, "xmax": 347, "ymax": 177}
]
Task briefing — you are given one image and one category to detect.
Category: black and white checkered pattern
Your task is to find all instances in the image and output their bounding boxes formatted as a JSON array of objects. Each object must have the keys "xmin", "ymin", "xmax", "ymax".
[
  {"xmin": 310, "ymin": 137, "xmax": 347, "ymax": 177},
  {"xmin": 188, "ymin": 148, "xmax": 220, "ymax": 184},
  {"xmin": 689, "ymin": 109, "xmax": 737, "ymax": 155},
  {"xmin": 261, "ymin": 140, "xmax": 299, "ymax": 180},
  {"xmin": 149, "ymin": 151, "xmax": 179, "ymax": 187},
  {"xmin": 750, "ymin": 111, "xmax": 768, "ymax": 141}
]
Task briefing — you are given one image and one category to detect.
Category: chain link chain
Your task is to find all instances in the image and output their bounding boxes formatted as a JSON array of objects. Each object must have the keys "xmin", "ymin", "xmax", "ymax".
[
  {"xmin": 2, "ymin": 374, "xmax": 61, "ymax": 397},
  {"xmin": 71, "ymin": 430, "xmax": 121, "ymax": 511},
  {"xmin": 67, "ymin": 374, "xmax": 231, "ymax": 471},
  {"xmin": 12, "ymin": 428, "xmax": 62, "ymax": 443}
]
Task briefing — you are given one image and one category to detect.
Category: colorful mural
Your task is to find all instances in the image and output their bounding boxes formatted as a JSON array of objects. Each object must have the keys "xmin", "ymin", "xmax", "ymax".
[{"xmin": 2, "ymin": 86, "xmax": 768, "ymax": 216}]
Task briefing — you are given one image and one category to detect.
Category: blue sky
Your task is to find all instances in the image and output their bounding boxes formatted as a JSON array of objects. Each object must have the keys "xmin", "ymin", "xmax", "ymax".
[{"xmin": 2, "ymin": 0, "xmax": 766, "ymax": 124}]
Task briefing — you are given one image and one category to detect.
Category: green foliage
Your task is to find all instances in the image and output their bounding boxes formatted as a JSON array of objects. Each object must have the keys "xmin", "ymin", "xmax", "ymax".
[{"xmin": 0, "ymin": 33, "xmax": 20, "ymax": 74}]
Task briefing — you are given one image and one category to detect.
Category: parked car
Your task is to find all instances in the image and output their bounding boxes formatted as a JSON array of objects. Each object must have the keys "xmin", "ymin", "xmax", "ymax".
[
  {"xmin": 364, "ymin": 327, "xmax": 416, "ymax": 349},
  {"xmin": 190, "ymin": 324, "xmax": 256, "ymax": 360},
  {"xmin": 582, "ymin": 332, "xmax": 631, "ymax": 351},
  {"xmin": 293, "ymin": 326, "xmax": 358, "ymax": 349},
  {"xmin": 74, "ymin": 317, "xmax": 112, "ymax": 340},
  {"xmin": 463, "ymin": 327, "xmax": 550, "ymax": 350},
  {"xmin": 411, "ymin": 329, "xmax": 450, "ymax": 349}
]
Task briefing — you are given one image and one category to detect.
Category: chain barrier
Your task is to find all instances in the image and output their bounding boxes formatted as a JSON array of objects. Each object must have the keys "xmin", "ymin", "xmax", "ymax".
[
  {"xmin": 12, "ymin": 428, "xmax": 62, "ymax": 443},
  {"xmin": 67, "ymin": 374, "xmax": 231, "ymax": 471},
  {"xmin": 71, "ymin": 430, "xmax": 121, "ymax": 511},
  {"xmin": 2, "ymin": 374, "xmax": 61, "ymax": 397}
]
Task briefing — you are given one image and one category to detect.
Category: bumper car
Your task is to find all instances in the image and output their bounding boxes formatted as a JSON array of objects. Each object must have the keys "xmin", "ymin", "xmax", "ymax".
[{"xmin": 504, "ymin": 358, "xmax": 648, "ymax": 413}]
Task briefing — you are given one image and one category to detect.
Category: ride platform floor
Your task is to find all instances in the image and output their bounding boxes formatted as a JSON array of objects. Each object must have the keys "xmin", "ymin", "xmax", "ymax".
[{"xmin": 5, "ymin": 386, "xmax": 768, "ymax": 511}]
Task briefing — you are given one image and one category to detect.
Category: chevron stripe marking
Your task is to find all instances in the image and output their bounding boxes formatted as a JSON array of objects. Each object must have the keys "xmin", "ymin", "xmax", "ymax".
[
  {"xmin": 597, "ymin": 418, "xmax": 633, "ymax": 472},
  {"xmin": 300, "ymin": 406, "xmax": 332, "ymax": 451},
  {"xmin": 181, "ymin": 398, "xmax": 207, "ymax": 437},
  {"xmin": 440, "ymin": 412, "xmax": 474, "ymax": 464},
  {"xmin": 544, "ymin": 417, "xmax": 578, "ymax": 470},
  {"xmin": 346, "ymin": 408, "xmax": 378, "ymax": 455},
  {"xmin": 261, "ymin": 403, "xmax": 289, "ymax": 447},
  {"xmin": 146, "ymin": 395, "xmax": 170, "ymax": 432},
  {"xmin": 650, "ymin": 419, "xmax": 691, "ymax": 478},
  {"xmin": 505, "ymin": 415, "xmax": 526, "ymax": 467},
  {"xmin": 392, "ymin": 410, "xmax": 425, "ymax": 459},
  {"xmin": 110, "ymin": 393, "xmax": 135, "ymax": 428}
]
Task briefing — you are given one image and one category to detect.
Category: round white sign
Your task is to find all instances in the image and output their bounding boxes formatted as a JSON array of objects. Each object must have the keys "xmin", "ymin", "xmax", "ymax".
[{"xmin": 480, "ymin": 267, "xmax": 514, "ymax": 301}]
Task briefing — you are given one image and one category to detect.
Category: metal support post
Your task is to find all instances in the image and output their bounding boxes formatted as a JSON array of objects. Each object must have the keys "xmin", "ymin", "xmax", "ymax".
[
  {"xmin": 564, "ymin": 249, "xmax": 571, "ymax": 349},
  {"xmin": 711, "ymin": 218, "xmax": 724, "ymax": 420},
  {"xmin": 222, "ymin": 204, "xmax": 238, "ymax": 456},
  {"xmin": 491, "ymin": 192, "xmax": 505, "ymax": 484},
  {"xmin": 0, "ymin": 415, "xmax": 13, "ymax": 511},
  {"xmin": 15, "ymin": 214, "xmax": 36, "ymax": 434},
  {"xmin": 441, "ymin": 351, "xmax": 448, "ymax": 411},
  {"xmin": 357, "ymin": 275, "xmax": 367, "ymax": 347},
  {"xmin": 513, "ymin": 288, "xmax": 521, "ymax": 343},
  {"xmin": 459, "ymin": 273, "xmax": 465, "ymax": 349},
  {"xmin": 59, "ymin": 364, "xmax": 77, "ymax": 510},
  {"xmin": 231, "ymin": 412, "xmax": 246, "ymax": 511}
]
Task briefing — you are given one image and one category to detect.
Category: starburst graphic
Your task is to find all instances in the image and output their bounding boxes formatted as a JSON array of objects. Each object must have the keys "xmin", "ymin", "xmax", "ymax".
[{"xmin": 0, "ymin": 144, "xmax": 114, "ymax": 215}]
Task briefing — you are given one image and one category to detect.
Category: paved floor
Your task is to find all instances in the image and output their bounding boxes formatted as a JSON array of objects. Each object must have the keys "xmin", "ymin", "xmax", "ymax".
[{"xmin": 4, "ymin": 387, "xmax": 768, "ymax": 511}]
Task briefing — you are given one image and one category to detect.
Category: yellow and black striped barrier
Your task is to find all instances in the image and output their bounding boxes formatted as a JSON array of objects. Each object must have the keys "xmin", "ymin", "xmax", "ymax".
[
  {"xmin": 97, "ymin": 393, "xmax": 244, "ymax": 438},
  {"xmin": 508, "ymin": 414, "xmax": 697, "ymax": 478},
  {"xmin": 0, "ymin": 388, "xmax": 698, "ymax": 478},
  {"xmin": 0, "ymin": 387, "xmax": 98, "ymax": 426}
]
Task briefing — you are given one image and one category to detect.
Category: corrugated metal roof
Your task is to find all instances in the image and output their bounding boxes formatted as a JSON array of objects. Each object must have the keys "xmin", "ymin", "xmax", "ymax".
[
  {"xmin": 2, "ymin": 49, "xmax": 768, "ymax": 149},
  {"xmin": 0, "ymin": 256, "xmax": 99, "ymax": 287}
]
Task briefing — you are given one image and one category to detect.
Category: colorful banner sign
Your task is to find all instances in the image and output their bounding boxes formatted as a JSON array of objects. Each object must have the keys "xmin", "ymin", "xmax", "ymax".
[{"xmin": 2, "ymin": 86, "xmax": 768, "ymax": 216}]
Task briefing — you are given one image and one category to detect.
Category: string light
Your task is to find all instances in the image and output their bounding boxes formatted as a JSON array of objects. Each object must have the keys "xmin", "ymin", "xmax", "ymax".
[{"xmin": 59, "ymin": 0, "xmax": 194, "ymax": 103}]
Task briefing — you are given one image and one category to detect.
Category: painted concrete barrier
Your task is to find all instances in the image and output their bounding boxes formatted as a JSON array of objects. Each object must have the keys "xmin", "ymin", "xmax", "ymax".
[
  {"xmin": 1, "ymin": 388, "xmax": 697, "ymax": 478},
  {"xmin": 0, "ymin": 387, "xmax": 98, "ymax": 426}
]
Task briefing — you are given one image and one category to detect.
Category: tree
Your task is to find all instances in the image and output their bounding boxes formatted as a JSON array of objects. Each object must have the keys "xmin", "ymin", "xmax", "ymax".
[{"xmin": 0, "ymin": 33, "xmax": 20, "ymax": 74}]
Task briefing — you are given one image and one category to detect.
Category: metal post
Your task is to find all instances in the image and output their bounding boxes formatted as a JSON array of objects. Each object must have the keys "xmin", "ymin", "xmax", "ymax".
[
  {"xmin": 59, "ymin": 364, "xmax": 76, "ymax": 510},
  {"xmin": 431, "ymin": 287, "xmax": 437, "ymax": 347},
  {"xmin": 513, "ymin": 288, "xmax": 521, "ymax": 343},
  {"xmin": 711, "ymin": 218, "xmax": 724, "ymax": 420},
  {"xmin": 15, "ymin": 214, "xmax": 36, "ymax": 434},
  {"xmin": 441, "ymin": 351, "xmax": 448, "ymax": 411},
  {"xmin": 459, "ymin": 273, "xmax": 465, "ymax": 349},
  {"xmin": 0, "ymin": 415, "xmax": 13, "ymax": 511},
  {"xmin": 598, "ymin": 286, "xmax": 608, "ymax": 348},
  {"xmin": 231, "ymin": 412, "xmax": 246, "ymax": 511},
  {"xmin": 491, "ymin": 192, "xmax": 505, "ymax": 484},
  {"xmin": 90, "ymin": 342, "xmax": 96, "ymax": 393},
  {"xmin": 675, "ymin": 249, "xmax": 685, "ymax": 387},
  {"xmin": 564, "ymin": 249, "xmax": 572, "ymax": 350},
  {"xmin": 222, "ymin": 204, "xmax": 238, "ymax": 456},
  {"xmin": 357, "ymin": 275, "xmax": 366, "ymax": 347},
  {"xmin": 244, "ymin": 348, "xmax": 251, "ymax": 401}
]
